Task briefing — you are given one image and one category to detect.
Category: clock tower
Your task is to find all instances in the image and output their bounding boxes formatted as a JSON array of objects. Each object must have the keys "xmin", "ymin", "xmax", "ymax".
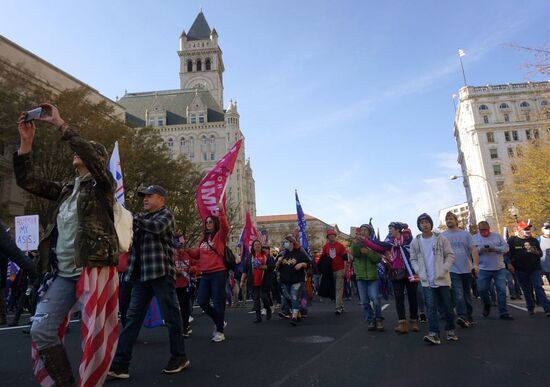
[{"xmin": 178, "ymin": 12, "xmax": 224, "ymax": 109}]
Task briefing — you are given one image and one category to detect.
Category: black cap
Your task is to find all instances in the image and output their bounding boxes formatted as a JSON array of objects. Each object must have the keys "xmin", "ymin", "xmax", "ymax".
[
  {"xmin": 138, "ymin": 184, "xmax": 167, "ymax": 197},
  {"xmin": 543, "ymin": 222, "xmax": 550, "ymax": 229},
  {"xmin": 417, "ymin": 213, "xmax": 433, "ymax": 231}
]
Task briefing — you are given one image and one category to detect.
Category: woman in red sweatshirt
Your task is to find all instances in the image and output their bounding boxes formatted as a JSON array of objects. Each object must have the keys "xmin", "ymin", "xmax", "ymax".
[
  {"xmin": 187, "ymin": 203, "xmax": 230, "ymax": 342},
  {"xmin": 174, "ymin": 239, "xmax": 197, "ymax": 338}
]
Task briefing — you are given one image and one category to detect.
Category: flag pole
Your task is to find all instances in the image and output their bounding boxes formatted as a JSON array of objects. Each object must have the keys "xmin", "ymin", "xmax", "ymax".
[{"xmin": 458, "ymin": 49, "xmax": 467, "ymax": 86}]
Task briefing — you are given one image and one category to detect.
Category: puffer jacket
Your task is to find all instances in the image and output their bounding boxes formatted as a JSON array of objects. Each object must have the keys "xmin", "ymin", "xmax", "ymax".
[
  {"xmin": 13, "ymin": 127, "xmax": 118, "ymax": 274},
  {"xmin": 350, "ymin": 242, "xmax": 380, "ymax": 281},
  {"xmin": 410, "ymin": 233, "xmax": 455, "ymax": 287}
]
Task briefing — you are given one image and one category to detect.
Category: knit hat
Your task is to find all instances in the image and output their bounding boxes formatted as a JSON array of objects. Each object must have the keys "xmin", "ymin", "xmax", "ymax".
[{"xmin": 417, "ymin": 213, "xmax": 433, "ymax": 231}]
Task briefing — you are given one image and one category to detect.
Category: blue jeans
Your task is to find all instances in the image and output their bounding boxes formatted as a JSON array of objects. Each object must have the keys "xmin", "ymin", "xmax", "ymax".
[
  {"xmin": 450, "ymin": 272, "xmax": 473, "ymax": 319},
  {"xmin": 356, "ymin": 280, "xmax": 382, "ymax": 322},
  {"xmin": 477, "ymin": 269, "xmax": 509, "ymax": 315},
  {"xmin": 113, "ymin": 275, "xmax": 185, "ymax": 367},
  {"xmin": 423, "ymin": 286, "xmax": 455, "ymax": 334},
  {"xmin": 516, "ymin": 270, "xmax": 550, "ymax": 312},
  {"xmin": 281, "ymin": 283, "xmax": 303, "ymax": 313},
  {"xmin": 31, "ymin": 276, "xmax": 80, "ymax": 350},
  {"xmin": 198, "ymin": 270, "xmax": 227, "ymax": 333}
]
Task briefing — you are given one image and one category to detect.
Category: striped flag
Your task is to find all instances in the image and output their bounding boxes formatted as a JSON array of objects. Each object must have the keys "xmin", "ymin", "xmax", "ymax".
[
  {"xmin": 108, "ymin": 141, "xmax": 125, "ymax": 206},
  {"xmin": 32, "ymin": 266, "xmax": 119, "ymax": 387},
  {"xmin": 458, "ymin": 48, "xmax": 465, "ymax": 57}
]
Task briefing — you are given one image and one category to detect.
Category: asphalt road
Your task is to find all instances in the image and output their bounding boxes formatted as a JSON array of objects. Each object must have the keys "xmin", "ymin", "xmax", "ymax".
[{"xmin": 1, "ymin": 296, "xmax": 549, "ymax": 387}]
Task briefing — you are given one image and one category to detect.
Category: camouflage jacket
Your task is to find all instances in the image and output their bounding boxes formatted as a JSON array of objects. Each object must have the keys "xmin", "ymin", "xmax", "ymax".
[{"xmin": 13, "ymin": 127, "xmax": 118, "ymax": 274}]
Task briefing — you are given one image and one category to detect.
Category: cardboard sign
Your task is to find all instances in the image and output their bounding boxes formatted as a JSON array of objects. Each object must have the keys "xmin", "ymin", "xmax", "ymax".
[{"xmin": 15, "ymin": 215, "xmax": 39, "ymax": 251}]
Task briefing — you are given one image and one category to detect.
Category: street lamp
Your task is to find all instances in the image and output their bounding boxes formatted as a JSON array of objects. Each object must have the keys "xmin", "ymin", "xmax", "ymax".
[
  {"xmin": 450, "ymin": 174, "xmax": 501, "ymax": 231},
  {"xmin": 509, "ymin": 204, "xmax": 519, "ymax": 224}
]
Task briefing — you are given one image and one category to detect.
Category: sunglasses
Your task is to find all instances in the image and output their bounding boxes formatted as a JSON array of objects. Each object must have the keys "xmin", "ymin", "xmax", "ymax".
[{"xmin": 205, "ymin": 220, "xmax": 214, "ymax": 224}]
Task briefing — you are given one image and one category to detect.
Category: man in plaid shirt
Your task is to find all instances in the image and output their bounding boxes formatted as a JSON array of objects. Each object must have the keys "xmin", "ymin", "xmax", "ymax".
[{"xmin": 109, "ymin": 185, "xmax": 190, "ymax": 379}]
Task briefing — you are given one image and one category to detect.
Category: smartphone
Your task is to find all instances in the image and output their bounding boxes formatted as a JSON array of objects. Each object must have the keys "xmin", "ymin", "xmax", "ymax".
[
  {"xmin": 24, "ymin": 107, "xmax": 43, "ymax": 122},
  {"xmin": 484, "ymin": 245, "xmax": 490, "ymax": 249}
]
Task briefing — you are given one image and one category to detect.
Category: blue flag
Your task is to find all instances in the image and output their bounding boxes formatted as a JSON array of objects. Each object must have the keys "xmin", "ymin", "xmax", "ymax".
[{"xmin": 295, "ymin": 190, "xmax": 310, "ymax": 254}]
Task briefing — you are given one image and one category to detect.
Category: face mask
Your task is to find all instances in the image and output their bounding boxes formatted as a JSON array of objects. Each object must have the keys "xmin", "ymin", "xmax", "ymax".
[
  {"xmin": 283, "ymin": 241, "xmax": 290, "ymax": 249},
  {"xmin": 544, "ymin": 229, "xmax": 550, "ymax": 236},
  {"xmin": 480, "ymin": 230, "xmax": 490, "ymax": 238}
]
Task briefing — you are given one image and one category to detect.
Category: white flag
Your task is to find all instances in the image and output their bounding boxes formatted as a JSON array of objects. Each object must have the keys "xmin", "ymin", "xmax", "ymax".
[
  {"xmin": 108, "ymin": 141, "xmax": 125, "ymax": 206},
  {"xmin": 458, "ymin": 49, "xmax": 465, "ymax": 57}
]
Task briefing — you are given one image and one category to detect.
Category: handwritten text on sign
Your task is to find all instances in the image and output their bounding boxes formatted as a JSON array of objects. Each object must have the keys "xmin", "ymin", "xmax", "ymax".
[{"xmin": 15, "ymin": 215, "xmax": 39, "ymax": 251}]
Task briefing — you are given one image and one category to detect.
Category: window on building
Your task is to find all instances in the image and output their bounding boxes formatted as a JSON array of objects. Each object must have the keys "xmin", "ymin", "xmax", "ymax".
[
  {"xmin": 493, "ymin": 164, "xmax": 501, "ymax": 175},
  {"xmin": 187, "ymin": 60, "xmax": 193, "ymax": 72},
  {"xmin": 483, "ymin": 115, "xmax": 489, "ymax": 124},
  {"xmin": 205, "ymin": 58, "xmax": 211, "ymax": 70},
  {"xmin": 167, "ymin": 138, "xmax": 173, "ymax": 148},
  {"xmin": 203, "ymin": 152, "xmax": 207, "ymax": 161},
  {"xmin": 191, "ymin": 115, "xmax": 197, "ymax": 124},
  {"xmin": 496, "ymin": 181, "xmax": 504, "ymax": 191},
  {"xmin": 158, "ymin": 119, "xmax": 164, "ymax": 127},
  {"xmin": 210, "ymin": 135, "xmax": 215, "ymax": 145},
  {"xmin": 504, "ymin": 113, "xmax": 509, "ymax": 122},
  {"xmin": 148, "ymin": 118, "xmax": 155, "ymax": 126},
  {"xmin": 489, "ymin": 148, "xmax": 498, "ymax": 159},
  {"xmin": 479, "ymin": 105, "xmax": 489, "ymax": 111},
  {"xmin": 504, "ymin": 131, "xmax": 511, "ymax": 142},
  {"xmin": 534, "ymin": 128, "xmax": 540, "ymax": 139},
  {"xmin": 525, "ymin": 113, "xmax": 530, "ymax": 121},
  {"xmin": 197, "ymin": 59, "xmax": 202, "ymax": 71},
  {"xmin": 542, "ymin": 100, "xmax": 549, "ymax": 106},
  {"xmin": 198, "ymin": 114, "xmax": 205, "ymax": 123},
  {"xmin": 520, "ymin": 101, "xmax": 530, "ymax": 108},
  {"xmin": 512, "ymin": 130, "xmax": 519, "ymax": 141},
  {"xmin": 499, "ymin": 103, "xmax": 509, "ymax": 109},
  {"xmin": 202, "ymin": 136, "xmax": 208, "ymax": 145},
  {"xmin": 507, "ymin": 147, "xmax": 514, "ymax": 158},
  {"xmin": 526, "ymin": 129, "xmax": 531, "ymax": 140},
  {"xmin": 210, "ymin": 152, "xmax": 215, "ymax": 160},
  {"xmin": 486, "ymin": 132, "xmax": 495, "ymax": 143}
]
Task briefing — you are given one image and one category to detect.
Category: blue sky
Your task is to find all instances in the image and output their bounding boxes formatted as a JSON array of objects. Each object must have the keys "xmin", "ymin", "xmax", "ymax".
[{"xmin": 2, "ymin": 0, "xmax": 549, "ymax": 233}]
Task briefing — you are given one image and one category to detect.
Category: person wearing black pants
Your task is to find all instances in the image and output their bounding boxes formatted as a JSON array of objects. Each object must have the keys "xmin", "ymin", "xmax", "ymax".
[{"xmin": 392, "ymin": 278, "xmax": 419, "ymax": 326}]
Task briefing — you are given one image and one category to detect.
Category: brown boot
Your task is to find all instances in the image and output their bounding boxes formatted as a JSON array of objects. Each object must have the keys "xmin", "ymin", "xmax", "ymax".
[
  {"xmin": 410, "ymin": 319, "xmax": 419, "ymax": 332},
  {"xmin": 38, "ymin": 345, "xmax": 75, "ymax": 387},
  {"xmin": 394, "ymin": 319, "xmax": 408, "ymax": 334}
]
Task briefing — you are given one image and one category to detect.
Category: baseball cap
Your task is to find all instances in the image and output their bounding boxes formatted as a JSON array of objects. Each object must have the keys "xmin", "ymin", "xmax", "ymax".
[{"xmin": 138, "ymin": 184, "xmax": 167, "ymax": 197}]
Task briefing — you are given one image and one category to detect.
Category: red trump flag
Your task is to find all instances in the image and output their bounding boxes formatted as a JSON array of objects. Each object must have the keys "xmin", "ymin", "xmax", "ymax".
[{"xmin": 196, "ymin": 139, "xmax": 242, "ymax": 220}]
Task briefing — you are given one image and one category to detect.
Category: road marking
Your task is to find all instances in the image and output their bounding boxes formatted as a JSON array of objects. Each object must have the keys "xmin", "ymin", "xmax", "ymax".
[
  {"xmin": 507, "ymin": 303, "xmax": 528, "ymax": 312},
  {"xmin": 0, "ymin": 319, "xmax": 80, "ymax": 332},
  {"xmin": 382, "ymin": 303, "xmax": 389, "ymax": 311}
]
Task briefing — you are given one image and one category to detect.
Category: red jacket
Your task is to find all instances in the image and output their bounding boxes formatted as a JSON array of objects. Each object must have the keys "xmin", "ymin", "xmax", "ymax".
[
  {"xmin": 174, "ymin": 249, "xmax": 197, "ymax": 288},
  {"xmin": 322, "ymin": 241, "xmax": 348, "ymax": 272},
  {"xmin": 188, "ymin": 208, "xmax": 229, "ymax": 274}
]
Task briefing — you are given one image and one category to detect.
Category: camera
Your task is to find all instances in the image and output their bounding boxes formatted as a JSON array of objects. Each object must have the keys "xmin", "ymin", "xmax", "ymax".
[{"xmin": 24, "ymin": 107, "xmax": 43, "ymax": 122}]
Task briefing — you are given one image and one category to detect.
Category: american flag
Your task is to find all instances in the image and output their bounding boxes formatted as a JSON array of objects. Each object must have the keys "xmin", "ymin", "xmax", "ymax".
[
  {"xmin": 108, "ymin": 141, "xmax": 125, "ymax": 207},
  {"xmin": 32, "ymin": 266, "xmax": 119, "ymax": 387}
]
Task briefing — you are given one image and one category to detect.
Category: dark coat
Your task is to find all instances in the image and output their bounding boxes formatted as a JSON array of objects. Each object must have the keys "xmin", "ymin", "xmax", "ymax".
[
  {"xmin": 245, "ymin": 255, "xmax": 275, "ymax": 291},
  {"xmin": 13, "ymin": 127, "xmax": 118, "ymax": 273},
  {"xmin": 317, "ymin": 254, "xmax": 335, "ymax": 300}
]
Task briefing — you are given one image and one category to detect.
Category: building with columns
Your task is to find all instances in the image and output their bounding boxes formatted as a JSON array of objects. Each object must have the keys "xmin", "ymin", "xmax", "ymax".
[
  {"xmin": 118, "ymin": 12, "xmax": 256, "ymax": 243},
  {"xmin": 453, "ymin": 81, "xmax": 550, "ymax": 230}
]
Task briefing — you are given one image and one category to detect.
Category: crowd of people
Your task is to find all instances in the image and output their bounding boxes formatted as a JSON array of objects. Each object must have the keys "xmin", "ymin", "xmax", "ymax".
[{"xmin": 1, "ymin": 103, "xmax": 549, "ymax": 386}]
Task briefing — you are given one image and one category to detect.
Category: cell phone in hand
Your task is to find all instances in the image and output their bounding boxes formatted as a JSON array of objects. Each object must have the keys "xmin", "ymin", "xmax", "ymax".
[{"xmin": 24, "ymin": 107, "xmax": 43, "ymax": 122}]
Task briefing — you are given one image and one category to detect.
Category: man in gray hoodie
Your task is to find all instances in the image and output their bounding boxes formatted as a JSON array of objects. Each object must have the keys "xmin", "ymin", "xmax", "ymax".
[{"xmin": 410, "ymin": 213, "xmax": 456, "ymax": 345}]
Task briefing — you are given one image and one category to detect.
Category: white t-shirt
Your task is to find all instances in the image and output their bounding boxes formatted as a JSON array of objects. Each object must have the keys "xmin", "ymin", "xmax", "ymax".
[{"xmin": 421, "ymin": 235, "xmax": 437, "ymax": 287}]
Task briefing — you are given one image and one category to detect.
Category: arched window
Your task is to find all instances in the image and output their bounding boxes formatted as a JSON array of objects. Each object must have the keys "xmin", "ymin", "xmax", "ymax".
[
  {"xmin": 180, "ymin": 137, "xmax": 186, "ymax": 149},
  {"xmin": 520, "ymin": 101, "xmax": 530, "ymax": 108},
  {"xmin": 541, "ymin": 100, "xmax": 549, "ymax": 106},
  {"xmin": 187, "ymin": 60, "xmax": 193, "ymax": 72},
  {"xmin": 479, "ymin": 105, "xmax": 489, "ymax": 111},
  {"xmin": 196, "ymin": 59, "xmax": 202, "ymax": 71},
  {"xmin": 499, "ymin": 103, "xmax": 509, "ymax": 109},
  {"xmin": 167, "ymin": 138, "xmax": 174, "ymax": 148},
  {"xmin": 205, "ymin": 58, "xmax": 211, "ymax": 70},
  {"xmin": 202, "ymin": 135, "xmax": 208, "ymax": 145},
  {"xmin": 210, "ymin": 135, "xmax": 216, "ymax": 145}
]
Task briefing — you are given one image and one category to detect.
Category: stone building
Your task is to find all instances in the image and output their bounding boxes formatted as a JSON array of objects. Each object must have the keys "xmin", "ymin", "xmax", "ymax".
[
  {"xmin": 0, "ymin": 34, "xmax": 124, "ymax": 217},
  {"xmin": 256, "ymin": 214, "xmax": 350, "ymax": 252},
  {"xmin": 118, "ymin": 12, "xmax": 256, "ymax": 244},
  {"xmin": 453, "ymin": 81, "xmax": 550, "ymax": 230},
  {"xmin": 437, "ymin": 202, "xmax": 470, "ymax": 230}
]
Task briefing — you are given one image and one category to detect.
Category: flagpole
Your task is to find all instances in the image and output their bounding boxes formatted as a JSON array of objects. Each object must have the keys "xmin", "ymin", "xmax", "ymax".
[{"xmin": 458, "ymin": 49, "xmax": 467, "ymax": 86}]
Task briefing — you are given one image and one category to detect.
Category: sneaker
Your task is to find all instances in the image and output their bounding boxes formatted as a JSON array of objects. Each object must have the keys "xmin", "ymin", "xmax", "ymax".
[
  {"xmin": 278, "ymin": 311, "xmax": 291, "ymax": 319},
  {"xmin": 482, "ymin": 304, "xmax": 491, "ymax": 317},
  {"xmin": 500, "ymin": 314, "xmax": 514, "ymax": 321},
  {"xmin": 335, "ymin": 308, "xmax": 343, "ymax": 315},
  {"xmin": 376, "ymin": 319, "xmax": 385, "ymax": 332},
  {"xmin": 456, "ymin": 317, "xmax": 470, "ymax": 328},
  {"xmin": 162, "ymin": 356, "xmax": 190, "ymax": 374},
  {"xmin": 419, "ymin": 313, "xmax": 427, "ymax": 323},
  {"xmin": 188, "ymin": 316, "xmax": 194, "ymax": 323},
  {"xmin": 367, "ymin": 321, "xmax": 376, "ymax": 331},
  {"xmin": 108, "ymin": 364, "xmax": 130, "ymax": 379},
  {"xmin": 182, "ymin": 327, "xmax": 192, "ymax": 338},
  {"xmin": 546, "ymin": 311, "xmax": 550, "ymax": 318},
  {"xmin": 212, "ymin": 321, "xmax": 228, "ymax": 336},
  {"xmin": 261, "ymin": 308, "xmax": 266, "ymax": 316},
  {"xmin": 467, "ymin": 318, "xmax": 476, "ymax": 326},
  {"xmin": 528, "ymin": 309, "xmax": 535, "ymax": 316},
  {"xmin": 446, "ymin": 331, "xmax": 459, "ymax": 341},
  {"xmin": 290, "ymin": 317, "xmax": 298, "ymax": 326},
  {"xmin": 211, "ymin": 332, "xmax": 225, "ymax": 342},
  {"xmin": 423, "ymin": 333, "xmax": 441, "ymax": 345}
]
